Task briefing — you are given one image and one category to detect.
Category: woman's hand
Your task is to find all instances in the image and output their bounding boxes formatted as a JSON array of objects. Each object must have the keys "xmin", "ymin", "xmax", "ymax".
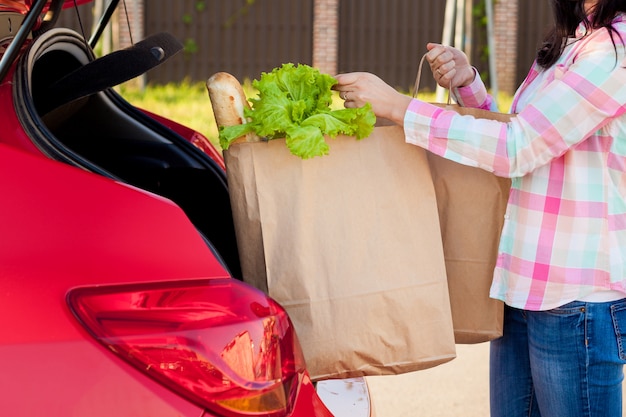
[
  {"xmin": 334, "ymin": 72, "xmax": 412, "ymax": 125},
  {"xmin": 426, "ymin": 43, "xmax": 475, "ymax": 89}
]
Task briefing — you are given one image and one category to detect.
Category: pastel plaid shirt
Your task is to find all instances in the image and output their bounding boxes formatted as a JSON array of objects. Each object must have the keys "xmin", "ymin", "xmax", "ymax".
[{"xmin": 404, "ymin": 15, "xmax": 626, "ymax": 310}]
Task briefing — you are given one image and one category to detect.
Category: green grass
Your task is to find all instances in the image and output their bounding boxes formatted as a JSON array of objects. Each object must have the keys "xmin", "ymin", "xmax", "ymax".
[
  {"xmin": 120, "ymin": 80, "xmax": 222, "ymax": 148},
  {"xmin": 119, "ymin": 80, "xmax": 513, "ymax": 151}
]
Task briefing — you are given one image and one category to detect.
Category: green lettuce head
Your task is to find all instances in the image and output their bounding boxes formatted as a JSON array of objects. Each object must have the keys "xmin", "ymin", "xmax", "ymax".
[{"xmin": 219, "ymin": 63, "xmax": 376, "ymax": 159}]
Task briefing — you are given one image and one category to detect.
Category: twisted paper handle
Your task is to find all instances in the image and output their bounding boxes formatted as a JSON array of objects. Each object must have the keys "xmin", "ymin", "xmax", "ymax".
[{"xmin": 412, "ymin": 52, "xmax": 453, "ymax": 104}]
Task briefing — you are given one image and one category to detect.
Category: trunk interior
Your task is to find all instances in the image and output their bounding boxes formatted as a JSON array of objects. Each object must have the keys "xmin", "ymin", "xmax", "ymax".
[{"xmin": 16, "ymin": 28, "xmax": 242, "ymax": 278}]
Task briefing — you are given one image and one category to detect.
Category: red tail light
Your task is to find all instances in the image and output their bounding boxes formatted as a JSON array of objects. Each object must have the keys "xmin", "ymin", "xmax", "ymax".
[{"xmin": 67, "ymin": 278, "xmax": 307, "ymax": 417}]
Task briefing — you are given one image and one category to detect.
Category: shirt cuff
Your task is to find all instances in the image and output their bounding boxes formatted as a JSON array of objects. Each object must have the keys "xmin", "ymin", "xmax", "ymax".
[{"xmin": 450, "ymin": 67, "xmax": 490, "ymax": 109}]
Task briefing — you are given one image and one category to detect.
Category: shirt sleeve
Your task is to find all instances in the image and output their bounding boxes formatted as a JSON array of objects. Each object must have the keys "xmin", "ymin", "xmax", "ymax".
[
  {"xmin": 404, "ymin": 30, "xmax": 626, "ymax": 178},
  {"xmin": 450, "ymin": 67, "xmax": 500, "ymax": 112}
]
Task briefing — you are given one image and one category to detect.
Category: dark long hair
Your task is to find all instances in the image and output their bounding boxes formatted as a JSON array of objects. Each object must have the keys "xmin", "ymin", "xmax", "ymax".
[{"xmin": 537, "ymin": 0, "xmax": 626, "ymax": 68}]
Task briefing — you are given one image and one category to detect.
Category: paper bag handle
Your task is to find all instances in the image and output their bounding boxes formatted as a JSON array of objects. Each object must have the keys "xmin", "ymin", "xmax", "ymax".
[{"xmin": 412, "ymin": 53, "xmax": 453, "ymax": 104}]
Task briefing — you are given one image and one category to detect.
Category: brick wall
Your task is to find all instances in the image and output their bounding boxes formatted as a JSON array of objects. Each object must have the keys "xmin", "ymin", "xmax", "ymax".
[
  {"xmin": 118, "ymin": 0, "xmax": 144, "ymax": 48},
  {"xmin": 313, "ymin": 0, "xmax": 339, "ymax": 75},
  {"xmin": 494, "ymin": 0, "xmax": 518, "ymax": 94}
]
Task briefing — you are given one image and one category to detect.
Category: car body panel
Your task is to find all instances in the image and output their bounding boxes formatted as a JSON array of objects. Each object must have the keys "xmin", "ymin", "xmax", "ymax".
[
  {"xmin": 0, "ymin": 144, "xmax": 229, "ymax": 346},
  {"xmin": 0, "ymin": 144, "xmax": 216, "ymax": 416},
  {"xmin": 0, "ymin": 341, "xmax": 204, "ymax": 416},
  {"xmin": 0, "ymin": 76, "xmax": 40, "ymax": 155}
]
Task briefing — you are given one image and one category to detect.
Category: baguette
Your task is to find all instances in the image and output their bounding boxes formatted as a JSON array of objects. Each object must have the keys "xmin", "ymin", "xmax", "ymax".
[{"xmin": 206, "ymin": 72, "xmax": 260, "ymax": 143}]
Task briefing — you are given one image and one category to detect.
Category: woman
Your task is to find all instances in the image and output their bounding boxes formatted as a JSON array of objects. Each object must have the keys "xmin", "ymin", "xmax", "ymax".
[{"xmin": 335, "ymin": 1, "xmax": 626, "ymax": 416}]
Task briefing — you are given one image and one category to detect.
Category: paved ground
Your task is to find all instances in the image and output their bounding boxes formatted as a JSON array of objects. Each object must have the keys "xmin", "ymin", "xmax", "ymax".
[
  {"xmin": 364, "ymin": 342, "xmax": 626, "ymax": 417},
  {"xmin": 365, "ymin": 343, "xmax": 490, "ymax": 417}
]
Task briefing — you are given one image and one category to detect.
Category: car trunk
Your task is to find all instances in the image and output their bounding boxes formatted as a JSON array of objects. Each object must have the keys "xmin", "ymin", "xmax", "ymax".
[{"xmin": 10, "ymin": 23, "xmax": 242, "ymax": 279}]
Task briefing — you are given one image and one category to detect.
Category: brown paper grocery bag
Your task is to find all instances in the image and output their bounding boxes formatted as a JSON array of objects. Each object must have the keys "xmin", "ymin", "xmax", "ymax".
[
  {"xmin": 409, "ymin": 48, "xmax": 511, "ymax": 342},
  {"xmin": 225, "ymin": 125, "xmax": 457, "ymax": 381},
  {"xmin": 427, "ymin": 151, "xmax": 509, "ymax": 343},
  {"xmin": 426, "ymin": 104, "xmax": 511, "ymax": 343},
  {"xmin": 428, "ymin": 103, "xmax": 514, "ymax": 344}
]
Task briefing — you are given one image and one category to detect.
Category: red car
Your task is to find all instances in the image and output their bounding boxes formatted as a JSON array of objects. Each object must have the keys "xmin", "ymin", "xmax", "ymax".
[{"xmin": 0, "ymin": 1, "xmax": 370, "ymax": 415}]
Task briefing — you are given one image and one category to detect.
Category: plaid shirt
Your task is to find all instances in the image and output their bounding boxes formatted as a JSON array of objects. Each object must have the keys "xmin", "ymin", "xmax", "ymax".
[{"xmin": 404, "ymin": 15, "xmax": 626, "ymax": 310}]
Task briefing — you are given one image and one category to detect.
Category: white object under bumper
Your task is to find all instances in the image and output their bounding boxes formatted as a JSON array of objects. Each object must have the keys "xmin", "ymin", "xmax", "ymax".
[{"xmin": 316, "ymin": 377, "xmax": 374, "ymax": 417}]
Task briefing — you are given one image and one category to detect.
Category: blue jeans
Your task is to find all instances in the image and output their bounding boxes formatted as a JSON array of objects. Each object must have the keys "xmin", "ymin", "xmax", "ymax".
[{"xmin": 490, "ymin": 300, "xmax": 626, "ymax": 417}]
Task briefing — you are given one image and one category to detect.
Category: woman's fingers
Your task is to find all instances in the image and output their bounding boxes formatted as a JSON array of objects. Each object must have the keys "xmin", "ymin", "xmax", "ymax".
[
  {"xmin": 334, "ymin": 72, "xmax": 411, "ymax": 123},
  {"xmin": 425, "ymin": 43, "xmax": 474, "ymax": 89}
]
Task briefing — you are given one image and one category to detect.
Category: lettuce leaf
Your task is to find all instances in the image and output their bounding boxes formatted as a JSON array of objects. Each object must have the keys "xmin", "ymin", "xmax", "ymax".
[{"xmin": 219, "ymin": 63, "xmax": 376, "ymax": 159}]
